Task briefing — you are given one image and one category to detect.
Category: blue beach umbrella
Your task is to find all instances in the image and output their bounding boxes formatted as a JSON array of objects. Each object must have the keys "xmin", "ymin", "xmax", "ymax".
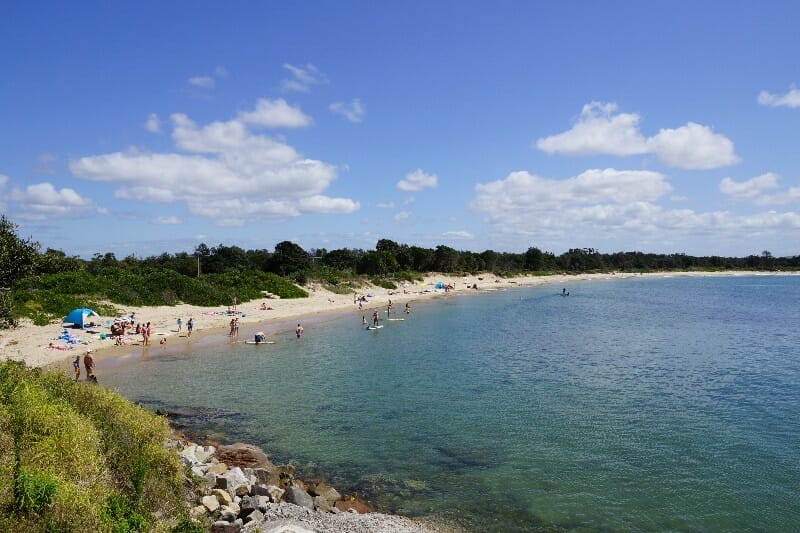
[{"xmin": 63, "ymin": 308, "xmax": 98, "ymax": 328}]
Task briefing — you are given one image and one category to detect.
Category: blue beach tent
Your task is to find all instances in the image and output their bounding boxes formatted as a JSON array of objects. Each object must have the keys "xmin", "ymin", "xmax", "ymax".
[{"xmin": 63, "ymin": 308, "xmax": 98, "ymax": 328}]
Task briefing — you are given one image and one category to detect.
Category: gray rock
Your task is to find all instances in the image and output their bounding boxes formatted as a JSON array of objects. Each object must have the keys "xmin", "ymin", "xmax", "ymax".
[
  {"xmin": 219, "ymin": 508, "xmax": 237, "ymax": 522},
  {"xmin": 314, "ymin": 495, "xmax": 334, "ymax": 512},
  {"xmin": 223, "ymin": 467, "xmax": 251, "ymax": 495},
  {"xmin": 266, "ymin": 485, "xmax": 285, "ymax": 503},
  {"xmin": 212, "ymin": 488, "xmax": 233, "ymax": 507},
  {"xmin": 255, "ymin": 495, "xmax": 271, "ymax": 512},
  {"xmin": 239, "ymin": 495, "xmax": 259, "ymax": 517},
  {"xmin": 202, "ymin": 495, "xmax": 220, "ymax": 513},
  {"xmin": 283, "ymin": 486, "xmax": 314, "ymax": 510},
  {"xmin": 252, "ymin": 483, "xmax": 271, "ymax": 496},
  {"xmin": 211, "ymin": 520, "xmax": 241, "ymax": 533},
  {"xmin": 195, "ymin": 445, "xmax": 216, "ymax": 463},
  {"xmin": 243, "ymin": 509, "xmax": 263, "ymax": 524}
]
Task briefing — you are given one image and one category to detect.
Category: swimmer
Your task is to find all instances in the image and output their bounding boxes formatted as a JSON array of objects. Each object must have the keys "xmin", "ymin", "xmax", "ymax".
[{"xmin": 295, "ymin": 323, "xmax": 304, "ymax": 338}]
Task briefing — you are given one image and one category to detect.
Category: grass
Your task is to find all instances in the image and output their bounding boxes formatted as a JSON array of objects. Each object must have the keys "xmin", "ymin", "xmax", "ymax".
[{"xmin": 0, "ymin": 361, "xmax": 189, "ymax": 532}]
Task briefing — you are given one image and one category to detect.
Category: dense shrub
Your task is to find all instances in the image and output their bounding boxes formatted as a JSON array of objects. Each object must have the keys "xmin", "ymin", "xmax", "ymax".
[{"xmin": 0, "ymin": 362, "xmax": 187, "ymax": 532}]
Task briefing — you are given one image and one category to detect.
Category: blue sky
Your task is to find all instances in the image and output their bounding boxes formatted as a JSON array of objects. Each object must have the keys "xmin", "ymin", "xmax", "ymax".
[{"xmin": 2, "ymin": 1, "xmax": 799, "ymax": 259}]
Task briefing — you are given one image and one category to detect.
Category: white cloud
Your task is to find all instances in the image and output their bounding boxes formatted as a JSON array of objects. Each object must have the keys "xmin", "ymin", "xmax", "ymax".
[
  {"xmin": 647, "ymin": 122, "xmax": 740, "ymax": 169},
  {"xmin": 238, "ymin": 98, "xmax": 312, "ymax": 128},
  {"xmin": 297, "ymin": 195, "xmax": 360, "ymax": 214},
  {"xmin": 281, "ymin": 63, "xmax": 328, "ymax": 92},
  {"xmin": 720, "ymin": 173, "xmax": 799, "ymax": 206},
  {"xmin": 188, "ymin": 76, "xmax": 215, "ymax": 89},
  {"xmin": 214, "ymin": 66, "xmax": 228, "ymax": 78},
  {"xmin": 536, "ymin": 102, "xmax": 739, "ymax": 169},
  {"xmin": 719, "ymin": 173, "xmax": 780, "ymax": 199},
  {"xmin": 376, "ymin": 201, "xmax": 396, "ymax": 209},
  {"xmin": 0, "ymin": 174, "xmax": 8, "ymax": 188},
  {"xmin": 758, "ymin": 86, "xmax": 800, "ymax": 108},
  {"xmin": 329, "ymin": 99, "xmax": 365, "ymax": 123},
  {"xmin": 394, "ymin": 210, "xmax": 411, "ymax": 221},
  {"xmin": 536, "ymin": 102, "xmax": 648, "ymax": 156},
  {"xmin": 470, "ymin": 168, "xmax": 800, "ymax": 252},
  {"xmin": 70, "ymin": 100, "xmax": 358, "ymax": 224},
  {"xmin": 443, "ymin": 230, "xmax": 474, "ymax": 240},
  {"xmin": 145, "ymin": 113, "xmax": 161, "ymax": 133},
  {"xmin": 397, "ymin": 169, "xmax": 438, "ymax": 192},
  {"xmin": 9, "ymin": 182, "xmax": 97, "ymax": 220},
  {"xmin": 153, "ymin": 215, "xmax": 182, "ymax": 225}
]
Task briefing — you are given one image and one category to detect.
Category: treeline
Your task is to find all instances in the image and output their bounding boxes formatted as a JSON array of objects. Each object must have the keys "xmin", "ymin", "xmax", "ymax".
[
  {"xmin": 1, "ymin": 215, "xmax": 798, "ymax": 327},
  {"xmin": 81, "ymin": 240, "xmax": 800, "ymax": 281}
]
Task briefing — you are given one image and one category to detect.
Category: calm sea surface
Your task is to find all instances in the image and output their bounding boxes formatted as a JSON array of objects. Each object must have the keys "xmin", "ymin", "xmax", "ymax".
[{"xmin": 101, "ymin": 275, "xmax": 800, "ymax": 531}]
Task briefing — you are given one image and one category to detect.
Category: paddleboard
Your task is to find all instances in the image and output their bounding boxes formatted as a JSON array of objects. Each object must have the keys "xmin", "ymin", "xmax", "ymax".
[
  {"xmin": 387, "ymin": 318, "xmax": 405, "ymax": 321},
  {"xmin": 244, "ymin": 340, "xmax": 276, "ymax": 344},
  {"xmin": 366, "ymin": 325, "xmax": 384, "ymax": 330}
]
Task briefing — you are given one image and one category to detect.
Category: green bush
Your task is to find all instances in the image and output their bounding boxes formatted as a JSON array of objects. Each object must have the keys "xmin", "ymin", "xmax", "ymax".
[
  {"xmin": 0, "ymin": 362, "xmax": 187, "ymax": 532},
  {"xmin": 371, "ymin": 278, "xmax": 397, "ymax": 290}
]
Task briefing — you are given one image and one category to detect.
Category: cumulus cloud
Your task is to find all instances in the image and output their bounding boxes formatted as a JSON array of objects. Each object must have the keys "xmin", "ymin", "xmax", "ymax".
[
  {"xmin": 758, "ymin": 86, "xmax": 800, "ymax": 108},
  {"xmin": 0, "ymin": 174, "xmax": 8, "ymax": 188},
  {"xmin": 376, "ymin": 201, "xmax": 396, "ymax": 209},
  {"xmin": 145, "ymin": 113, "xmax": 161, "ymax": 133},
  {"xmin": 536, "ymin": 102, "xmax": 648, "ymax": 156},
  {"xmin": 239, "ymin": 98, "xmax": 312, "ymax": 128},
  {"xmin": 9, "ymin": 182, "xmax": 97, "ymax": 220},
  {"xmin": 394, "ymin": 210, "xmax": 411, "ymax": 221},
  {"xmin": 329, "ymin": 99, "xmax": 365, "ymax": 123},
  {"xmin": 720, "ymin": 173, "xmax": 799, "ymax": 205},
  {"xmin": 470, "ymin": 168, "xmax": 800, "ymax": 252},
  {"xmin": 536, "ymin": 102, "xmax": 740, "ymax": 169},
  {"xmin": 647, "ymin": 122, "xmax": 739, "ymax": 169},
  {"xmin": 69, "ymin": 99, "xmax": 358, "ymax": 225},
  {"xmin": 282, "ymin": 63, "xmax": 328, "ymax": 92},
  {"xmin": 397, "ymin": 169, "xmax": 438, "ymax": 192}
]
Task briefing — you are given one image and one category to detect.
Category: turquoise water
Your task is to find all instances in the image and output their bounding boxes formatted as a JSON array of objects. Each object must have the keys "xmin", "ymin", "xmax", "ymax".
[{"xmin": 102, "ymin": 275, "xmax": 800, "ymax": 531}]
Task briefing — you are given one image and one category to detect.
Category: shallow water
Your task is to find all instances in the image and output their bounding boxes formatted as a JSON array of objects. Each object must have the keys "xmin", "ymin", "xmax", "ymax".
[{"xmin": 102, "ymin": 275, "xmax": 800, "ymax": 531}]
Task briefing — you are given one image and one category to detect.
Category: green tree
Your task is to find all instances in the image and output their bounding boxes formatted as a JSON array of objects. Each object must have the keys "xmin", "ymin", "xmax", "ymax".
[
  {"xmin": 0, "ymin": 215, "xmax": 40, "ymax": 288},
  {"xmin": 270, "ymin": 241, "xmax": 310, "ymax": 275}
]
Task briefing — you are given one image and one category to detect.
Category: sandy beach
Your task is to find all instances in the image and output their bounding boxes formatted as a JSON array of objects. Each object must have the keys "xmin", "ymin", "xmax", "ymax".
[{"xmin": 1, "ymin": 271, "xmax": 794, "ymax": 374}]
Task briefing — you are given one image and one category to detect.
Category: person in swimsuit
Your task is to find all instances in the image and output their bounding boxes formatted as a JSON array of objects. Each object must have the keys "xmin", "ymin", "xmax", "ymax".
[{"xmin": 295, "ymin": 323, "xmax": 304, "ymax": 338}]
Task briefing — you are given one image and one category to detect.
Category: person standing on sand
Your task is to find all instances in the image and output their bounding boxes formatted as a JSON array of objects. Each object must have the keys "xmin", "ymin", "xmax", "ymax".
[
  {"xmin": 73, "ymin": 355, "xmax": 80, "ymax": 381},
  {"xmin": 295, "ymin": 323, "xmax": 304, "ymax": 338},
  {"xmin": 177, "ymin": 317, "xmax": 182, "ymax": 333},
  {"xmin": 83, "ymin": 349, "xmax": 95, "ymax": 381},
  {"xmin": 187, "ymin": 318, "xmax": 194, "ymax": 337}
]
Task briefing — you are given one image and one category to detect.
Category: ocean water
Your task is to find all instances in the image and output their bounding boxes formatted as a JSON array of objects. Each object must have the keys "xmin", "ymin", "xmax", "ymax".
[{"xmin": 101, "ymin": 275, "xmax": 800, "ymax": 531}]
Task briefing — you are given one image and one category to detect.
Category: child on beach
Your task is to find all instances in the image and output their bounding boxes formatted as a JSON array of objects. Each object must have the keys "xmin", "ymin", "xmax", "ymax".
[
  {"xmin": 72, "ymin": 356, "xmax": 80, "ymax": 381},
  {"xmin": 187, "ymin": 318, "xmax": 193, "ymax": 337}
]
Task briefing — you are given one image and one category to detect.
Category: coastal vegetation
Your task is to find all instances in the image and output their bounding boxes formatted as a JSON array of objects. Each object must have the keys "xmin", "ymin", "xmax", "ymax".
[
  {"xmin": 1, "ymin": 215, "xmax": 798, "ymax": 329},
  {"xmin": 0, "ymin": 360, "xmax": 193, "ymax": 532}
]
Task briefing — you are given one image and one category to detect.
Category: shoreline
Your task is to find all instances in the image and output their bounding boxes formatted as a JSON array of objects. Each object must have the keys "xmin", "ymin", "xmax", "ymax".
[{"xmin": 1, "ymin": 270, "xmax": 796, "ymax": 376}]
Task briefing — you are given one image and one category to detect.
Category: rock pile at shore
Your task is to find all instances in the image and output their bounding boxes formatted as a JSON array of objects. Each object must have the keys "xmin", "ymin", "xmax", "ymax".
[{"xmin": 171, "ymin": 439, "xmax": 456, "ymax": 533}]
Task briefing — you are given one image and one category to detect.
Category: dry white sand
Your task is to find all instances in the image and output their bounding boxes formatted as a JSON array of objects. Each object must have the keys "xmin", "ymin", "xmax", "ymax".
[{"xmin": 1, "ymin": 271, "xmax": 793, "ymax": 373}]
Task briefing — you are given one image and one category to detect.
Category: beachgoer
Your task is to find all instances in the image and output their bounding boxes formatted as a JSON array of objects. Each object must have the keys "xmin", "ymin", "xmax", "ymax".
[
  {"xmin": 229, "ymin": 318, "xmax": 236, "ymax": 337},
  {"xmin": 295, "ymin": 323, "xmax": 304, "ymax": 338},
  {"xmin": 187, "ymin": 318, "xmax": 194, "ymax": 337},
  {"xmin": 234, "ymin": 318, "xmax": 239, "ymax": 336},
  {"xmin": 358, "ymin": 301, "xmax": 363, "ymax": 311},
  {"xmin": 83, "ymin": 349, "xmax": 95, "ymax": 381},
  {"xmin": 562, "ymin": 288, "xmax": 566, "ymax": 295},
  {"xmin": 72, "ymin": 356, "xmax": 80, "ymax": 381},
  {"xmin": 177, "ymin": 317, "xmax": 182, "ymax": 332},
  {"xmin": 362, "ymin": 315, "xmax": 367, "ymax": 326},
  {"xmin": 372, "ymin": 310, "xmax": 379, "ymax": 327},
  {"xmin": 159, "ymin": 337, "xmax": 166, "ymax": 345},
  {"xmin": 405, "ymin": 302, "xmax": 411, "ymax": 314}
]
